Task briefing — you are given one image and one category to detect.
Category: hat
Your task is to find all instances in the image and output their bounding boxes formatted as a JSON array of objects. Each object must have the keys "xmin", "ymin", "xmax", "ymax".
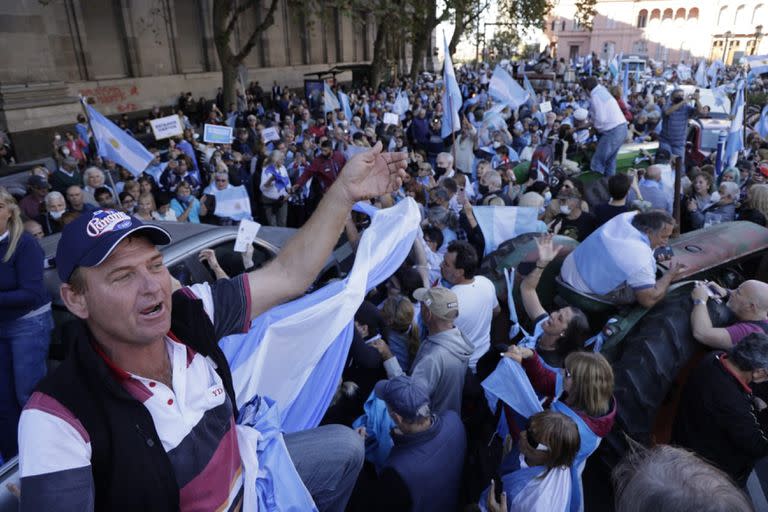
[
  {"xmin": 56, "ymin": 209, "xmax": 171, "ymax": 283},
  {"xmin": 374, "ymin": 375, "xmax": 430, "ymax": 421},
  {"xmin": 27, "ymin": 175, "xmax": 50, "ymax": 189},
  {"xmin": 413, "ymin": 287, "xmax": 459, "ymax": 320},
  {"xmin": 573, "ymin": 108, "xmax": 588, "ymax": 121}
]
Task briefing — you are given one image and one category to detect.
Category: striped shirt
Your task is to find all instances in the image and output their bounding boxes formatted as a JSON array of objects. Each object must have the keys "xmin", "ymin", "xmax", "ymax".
[{"xmin": 18, "ymin": 276, "xmax": 252, "ymax": 512}]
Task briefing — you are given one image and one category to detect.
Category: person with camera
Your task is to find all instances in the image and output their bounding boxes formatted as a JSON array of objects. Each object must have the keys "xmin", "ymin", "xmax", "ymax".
[{"xmin": 659, "ymin": 88, "xmax": 703, "ymax": 170}]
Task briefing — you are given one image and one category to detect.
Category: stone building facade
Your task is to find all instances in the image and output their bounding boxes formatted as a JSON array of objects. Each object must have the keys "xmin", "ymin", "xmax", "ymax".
[
  {"xmin": 0, "ymin": 0, "xmax": 380, "ymax": 160},
  {"xmin": 544, "ymin": 0, "xmax": 767, "ymax": 66}
]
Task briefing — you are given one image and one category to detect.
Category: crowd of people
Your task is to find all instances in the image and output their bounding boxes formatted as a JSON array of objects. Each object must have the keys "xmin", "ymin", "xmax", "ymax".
[{"xmin": 2, "ymin": 49, "xmax": 768, "ymax": 512}]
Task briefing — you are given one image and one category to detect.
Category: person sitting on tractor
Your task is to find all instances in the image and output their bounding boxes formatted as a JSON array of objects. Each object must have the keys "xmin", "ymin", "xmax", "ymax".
[
  {"xmin": 560, "ymin": 210, "xmax": 687, "ymax": 308},
  {"xmin": 690, "ymin": 280, "xmax": 768, "ymax": 349}
]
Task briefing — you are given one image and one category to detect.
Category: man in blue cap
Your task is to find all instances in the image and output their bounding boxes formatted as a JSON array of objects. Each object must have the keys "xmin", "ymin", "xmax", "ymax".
[
  {"xmin": 16, "ymin": 143, "xmax": 407, "ymax": 512},
  {"xmin": 356, "ymin": 375, "xmax": 466, "ymax": 512}
]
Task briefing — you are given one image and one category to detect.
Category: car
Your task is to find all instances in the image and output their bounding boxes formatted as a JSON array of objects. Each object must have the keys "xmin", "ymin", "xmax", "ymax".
[{"xmin": 0, "ymin": 220, "xmax": 350, "ymax": 507}]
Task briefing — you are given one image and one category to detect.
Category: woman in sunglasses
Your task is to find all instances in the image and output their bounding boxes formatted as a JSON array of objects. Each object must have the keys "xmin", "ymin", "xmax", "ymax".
[
  {"xmin": 483, "ymin": 410, "xmax": 581, "ymax": 512},
  {"xmin": 503, "ymin": 347, "xmax": 616, "ymax": 512}
]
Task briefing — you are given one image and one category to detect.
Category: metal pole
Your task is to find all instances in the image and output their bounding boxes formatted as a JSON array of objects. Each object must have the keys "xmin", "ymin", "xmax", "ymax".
[
  {"xmin": 672, "ymin": 153, "xmax": 682, "ymax": 236},
  {"xmin": 79, "ymin": 97, "xmax": 123, "ymax": 208}
]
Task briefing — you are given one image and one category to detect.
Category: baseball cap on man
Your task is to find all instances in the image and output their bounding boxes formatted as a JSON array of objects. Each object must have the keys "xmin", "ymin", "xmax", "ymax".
[
  {"xmin": 27, "ymin": 175, "xmax": 50, "ymax": 189},
  {"xmin": 413, "ymin": 287, "xmax": 459, "ymax": 320},
  {"xmin": 56, "ymin": 209, "xmax": 171, "ymax": 283},
  {"xmin": 374, "ymin": 375, "xmax": 431, "ymax": 422}
]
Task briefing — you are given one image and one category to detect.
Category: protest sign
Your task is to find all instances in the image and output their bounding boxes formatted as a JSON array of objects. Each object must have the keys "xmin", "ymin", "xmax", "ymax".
[
  {"xmin": 235, "ymin": 219, "xmax": 262, "ymax": 253},
  {"xmin": 539, "ymin": 101, "xmax": 552, "ymax": 113},
  {"xmin": 149, "ymin": 115, "xmax": 184, "ymax": 140},
  {"xmin": 262, "ymin": 126, "xmax": 280, "ymax": 142},
  {"xmin": 203, "ymin": 124, "xmax": 234, "ymax": 144},
  {"xmin": 383, "ymin": 112, "xmax": 399, "ymax": 126}
]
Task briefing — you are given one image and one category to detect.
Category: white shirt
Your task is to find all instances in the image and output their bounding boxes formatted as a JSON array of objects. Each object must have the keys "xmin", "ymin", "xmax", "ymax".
[
  {"xmin": 589, "ymin": 85, "xmax": 627, "ymax": 133},
  {"xmin": 451, "ymin": 276, "xmax": 499, "ymax": 371}
]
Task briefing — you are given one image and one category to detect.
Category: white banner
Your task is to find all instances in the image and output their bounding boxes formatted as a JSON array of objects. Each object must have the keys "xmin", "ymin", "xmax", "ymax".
[{"xmin": 149, "ymin": 115, "xmax": 184, "ymax": 140}]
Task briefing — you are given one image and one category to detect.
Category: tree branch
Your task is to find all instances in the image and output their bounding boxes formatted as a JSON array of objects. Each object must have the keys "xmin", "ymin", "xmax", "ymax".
[
  {"xmin": 233, "ymin": 0, "xmax": 280, "ymax": 62},
  {"xmin": 225, "ymin": 0, "xmax": 259, "ymax": 36}
]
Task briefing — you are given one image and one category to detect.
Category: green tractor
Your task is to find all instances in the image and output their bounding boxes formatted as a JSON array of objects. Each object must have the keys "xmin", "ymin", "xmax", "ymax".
[{"xmin": 481, "ymin": 221, "xmax": 768, "ymax": 471}]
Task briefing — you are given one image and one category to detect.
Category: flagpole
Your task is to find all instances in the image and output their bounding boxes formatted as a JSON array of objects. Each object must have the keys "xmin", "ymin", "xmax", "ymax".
[{"xmin": 80, "ymin": 97, "xmax": 123, "ymax": 208}]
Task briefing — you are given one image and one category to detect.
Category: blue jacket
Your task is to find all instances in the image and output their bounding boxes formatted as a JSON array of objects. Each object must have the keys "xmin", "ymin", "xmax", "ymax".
[
  {"xmin": 0, "ymin": 231, "xmax": 49, "ymax": 322},
  {"xmin": 381, "ymin": 411, "xmax": 466, "ymax": 512}
]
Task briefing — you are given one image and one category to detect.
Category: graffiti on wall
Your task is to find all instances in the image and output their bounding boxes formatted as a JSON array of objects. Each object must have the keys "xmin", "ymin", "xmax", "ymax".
[{"xmin": 79, "ymin": 85, "xmax": 140, "ymax": 113}]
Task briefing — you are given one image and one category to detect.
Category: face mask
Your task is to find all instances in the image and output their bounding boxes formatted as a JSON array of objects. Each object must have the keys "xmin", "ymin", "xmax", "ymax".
[
  {"xmin": 672, "ymin": 96, "xmax": 684, "ymax": 104},
  {"xmin": 62, "ymin": 148, "xmax": 71, "ymax": 156},
  {"xmin": 49, "ymin": 210, "xmax": 64, "ymax": 220},
  {"xmin": 560, "ymin": 205, "xmax": 572, "ymax": 215},
  {"xmin": 543, "ymin": 191, "xmax": 552, "ymax": 204},
  {"xmin": 478, "ymin": 184, "xmax": 490, "ymax": 196},
  {"xmin": 435, "ymin": 166, "xmax": 447, "ymax": 176},
  {"xmin": 493, "ymin": 141, "xmax": 502, "ymax": 149}
]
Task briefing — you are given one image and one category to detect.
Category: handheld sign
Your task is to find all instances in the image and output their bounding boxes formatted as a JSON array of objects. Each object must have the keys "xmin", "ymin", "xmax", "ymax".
[
  {"xmin": 539, "ymin": 101, "xmax": 552, "ymax": 114},
  {"xmin": 149, "ymin": 115, "xmax": 184, "ymax": 140},
  {"xmin": 203, "ymin": 124, "xmax": 234, "ymax": 144},
  {"xmin": 262, "ymin": 126, "xmax": 280, "ymax": 143},
  {"xmin": 383, "ymin": 112, "xmax": 399, "ymax": 126}
]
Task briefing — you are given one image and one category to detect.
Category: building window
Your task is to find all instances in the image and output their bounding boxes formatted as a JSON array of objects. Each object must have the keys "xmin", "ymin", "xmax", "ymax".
[
  {"xmin": 735, "ymin": 5, "xmax": 745, "ymax": 26},
  {"xmin": 662, "ymin": 9, "xmax": 673, "ymax": 21},
  {"xmin": 561, "ymin": 20, "xmax": 566, "ymax": 31},
  {"xmin": 753, "ymin": 4, "xmax": 765, "ymax": 24},
  {"xmin": 637, "ymin": 9, "xmax": 648, "ymax": 28},
  {"xmin": 650, "ymin": 9, "xmax": 661, "ymax": 22},
  {"xmin": 551, "ymin": 20, "xmax": 556, "ymax": 31},
  {"xmin": 573, "ymin": 18, "xmax": 580, "ymax": 30},
  {"xmin": 717, "ymin": 6, "xmax": 727, "ymax": 25},
  {"xmin": 688, "ymin": 7, "xmax": 699, "ymax": 20},
  {"xmin": 675, "ymin": 8, "xmax": 686, "ymax": 20}
]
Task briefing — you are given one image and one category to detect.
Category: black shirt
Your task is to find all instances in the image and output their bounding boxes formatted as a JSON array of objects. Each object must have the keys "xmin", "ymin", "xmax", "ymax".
[
  {"xmin": 552, "ymin": 212, "xmax": 597, "ymax": 242},
  {"xmin": 593, "ymin": 203, "xmax": 628, "ymax": 226}
]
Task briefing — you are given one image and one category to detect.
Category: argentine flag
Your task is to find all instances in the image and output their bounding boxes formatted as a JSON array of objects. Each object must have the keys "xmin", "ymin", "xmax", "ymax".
[
  {"xmin": 694, "ymin": 60, "xmax": 708, "ymax": 88},
  {"xmin": 747, "ymin": 54, "xmax": 768, "ymax": 82},
  {"xmin": 756, "ymin": 104, "xmax": 768, "ymax": 139},
  {"xmin": 489, "ymin": 65, "xmax": 529, "ymax": 110},
  {"xmin": 212, "ymin": 185, "xmax": 252, "ymax": 221},
  {"xmin": 219, "ymin": 199, "xmax": 421, "ymax": 432},
  {"xmin": 441, "ymin": 31, "xmax": 463, "ymax": 138},
  {"xmin": 393, "ymin": 90, "xmax": 410, "ymax": 118},
  {"xmin": 522, "ymin": 72, "xmax": 537, "ymax": 107},
  {"xmin": 85, "ymin": 103, "xmax": 153, "ymax": 177},
  {"xmin": 338, "ymin": 89, "xmax": 353, "ymax": 121},
  {"xmin": 324, "ymin": 82, "xmax": 340, "ymax": 113},
  {"xmin": 724, "ymin": 80, "xmax": 745, "ymax": 168},
  {"xmin": 472, "ymin": 206, "xmax": 547, "ymax": 256}
]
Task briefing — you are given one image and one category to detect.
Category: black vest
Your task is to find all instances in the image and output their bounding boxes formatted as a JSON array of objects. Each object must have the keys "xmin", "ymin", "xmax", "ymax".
[{"xmin": 35, "ymin": 291, "xmax": 237, "ymax": 511}]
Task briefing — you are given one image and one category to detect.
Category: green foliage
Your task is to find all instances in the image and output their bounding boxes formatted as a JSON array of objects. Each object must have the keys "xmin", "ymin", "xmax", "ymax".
[
  {"xmin": 497, "ymin": 0, "xmax": 554, "ymax": 32},
  {"xmin": 574, "ymin": 0, "xmax": 598, "ymax": 31}
]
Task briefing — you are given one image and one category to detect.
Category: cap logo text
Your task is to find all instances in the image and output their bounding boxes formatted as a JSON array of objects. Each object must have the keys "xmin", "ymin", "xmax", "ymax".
[{"xmin": 86, "ymin": 210, "xmax": 133, "ymax": 237}]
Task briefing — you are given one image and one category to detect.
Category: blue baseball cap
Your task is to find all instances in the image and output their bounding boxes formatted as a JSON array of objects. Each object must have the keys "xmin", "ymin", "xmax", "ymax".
[
  {"xmin": 374, "ymin": 375, "xmax": 430, "ymax": 421},
  {"xmin": 56, "ymin": 209, "xmax": 171, "ymax": 283}
]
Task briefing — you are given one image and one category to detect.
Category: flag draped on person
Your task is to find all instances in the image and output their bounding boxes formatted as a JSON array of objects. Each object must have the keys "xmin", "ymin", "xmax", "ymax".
[
  {"xmin": 84, "ymin": 102, "xmax": 153, "ymax": 177},
  {"xmin": 756, "ymin": 104, "xmax": 768, "ymax": 139},
  {"xmin": 724, "ymin": 79, "xmax": 745, "ymax": 168},
  {"xmin": 707, "ymin": 60, "xmax": 724, "ymax": 88},
  {"xmin": 472, "ymin": 206, "xmax": 547, "ymax": 255},
  {"xmin": 489, "ymin": 65, "xmax": 529, "ymax": 110},
  {"xmin": 324, "ymin": 82, "xmax": 340, "ymax": 113},
  {"xmin": 695, "ymin": 59, "xmax": 708, "ymax": 88},
  {"xmin": 622, "ymin": 64, "xmax": 630, "ymax": 99},
  {"xmin": 441, "ymin": 32, "xmax": 462, "ymax": 139},
  {"xmin": 393, "ymin": 90, "xmax": 410, "ymax": 118},
  {"xmin": 211, "ymin": 185, "xmax": 252, "ymax": 221},
  {"xmin": 337, "ymin": 89, "xmax": 353, "ymax": 121},
  {"xmin": 219, "ymin": 198, "xmax": 421, "ymax": 433}
]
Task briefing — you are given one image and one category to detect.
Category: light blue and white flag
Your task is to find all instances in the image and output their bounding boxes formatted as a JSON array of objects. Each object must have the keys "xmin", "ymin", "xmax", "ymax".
[
  {"xmin": 695, "ymin": 59, "xmax": 708, "ymax": 88},
  {"xmin": 584, "ymin": 55, "xmax": 593, "ymax": 76},
  {"xmin": 211, "ymin": 185, "xmax": 252, "ymax": 221},
  {"xmin": 725, "ymin": 80, "xmax": 745, "ymax": 168},
  {"xmin": 324, "ymin": 82, "xmax": 340, "ymax": 113},
  {"xmin": 756, "ymin": 104, "xmax": 768, "ymax": 139},
  {"xmin": 473, "ymin": 206, "xmax": 547, "ymax": 256},
  {"xmin": 441, "ymin": 32, "xmax": 462, "ymax": 138},
  {"xmin": 226, "ymin": 112, "xmax": 239, "ymax": 128},
  {"xmin": 707, "ymin": 60, "xmax": 724, "ymax": 88},
  {"xmin": 482, "ymin": 358, "xmax": 544, "ymax": 422},
  {"xmin": 522, "ymin": 72, "xmax": 537, "ymax": 107},
  {"xmin": 85, "ymin": 103, "xmax": 153, "ymax": 177},
  {"xmin": 219, "ymin": 198, "xmax": 421, "ymax": 432},
  {"xmin": 338, "ymin": 90, "xmax": 353, "ymax": 121},
  {"xmin": 489, "ymin": 65, "xmax": 529, "ymax": 110},
  {"xmin": 393, "ymin": 90, "xmax": 410, "ymax": 119},
  {"xmin": 608, "ymin": 55, "xmax": 619, "ymax": 82},
  {"xmin": 747, "ymin": 54, "xmax": 768, "ymax": 82}
]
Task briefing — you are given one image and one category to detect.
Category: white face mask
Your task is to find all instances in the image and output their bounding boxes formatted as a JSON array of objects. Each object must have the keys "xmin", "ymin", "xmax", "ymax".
[
  {"xmin": 61, "ymin": 148, "xmax": 70, "ymax": 156},
  {"xmin": 543, "ymin": 191, "xmax": 552, "ymax": 203},
  {"xmin": 493, "ymin": 141, "xmax": 502, "ymax": 149},
  {"xmin": 560, "ymin": 205, "xmax": 572, "ymax": 215},
  {"xmin": 49, "ymin": 210, "xmax": 64, "ymax": 220}
]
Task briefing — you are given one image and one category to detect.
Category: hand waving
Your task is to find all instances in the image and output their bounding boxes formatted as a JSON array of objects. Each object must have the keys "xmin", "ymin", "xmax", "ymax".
[
  {"xmin": 337, "ymin": 141, "xmax": 408, "ymax": 203},
  {"xmin": 535, "ymin": 233, "xmax": 562, "ymax": 265}
]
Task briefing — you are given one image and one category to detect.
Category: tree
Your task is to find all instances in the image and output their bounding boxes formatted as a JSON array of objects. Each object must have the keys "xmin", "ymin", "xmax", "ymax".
[
  {"xmin": 574, "ymin": 0, "xmax": 598, "ymax": 31},
  {"xmin": 212, "ymin": 0, "xmax": 280, "ymax": 111},
  {"xmin": 496, "ymin": 0, "xmax": 554, "ymax": 32},
  {"xmin": 448, "ymin": 0, "xmax": 490, "ymax": 57}
]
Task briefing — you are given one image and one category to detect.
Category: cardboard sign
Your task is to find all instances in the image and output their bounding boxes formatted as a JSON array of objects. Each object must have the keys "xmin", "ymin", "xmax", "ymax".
[
  {"xmin": 234, "ymin": 219, "xmax": 261, "ymax": 253},
  {"xmin": 262, "ymin": 126, "xmax": 280, "ymax": 143},
  {"xmin": 539, "ymin": 101, "xmax": 552, "ymax": 114},
  {"xmin": 149, "ymin": 115, "xmax": 184, "ymax": 140},
  {"xmin": 383, "ymin": 112, "xmax": 399, "ymax": 126},
  {"xmin": 203, "ymin": 124, "xmax": 234, "ymax": 144}
]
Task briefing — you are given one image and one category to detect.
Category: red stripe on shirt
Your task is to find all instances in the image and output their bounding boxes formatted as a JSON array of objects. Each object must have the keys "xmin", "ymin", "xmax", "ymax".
[
  {"xmin": 24, "ymin": 391, "xmax": 90, "ymax": 444},
  {"xmin": 178, "ymin": 419, "xmax": 243, "ymax": 511}
]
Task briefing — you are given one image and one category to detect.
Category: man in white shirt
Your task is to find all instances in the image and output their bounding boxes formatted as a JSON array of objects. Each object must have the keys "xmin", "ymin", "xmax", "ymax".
[
  {"xmin": 440, "ymin": 240, "xmax": 500, "ymax": 372},
  {"xmin": 582, "ymin": 77, "xmax": 628, "ymax": 176}
]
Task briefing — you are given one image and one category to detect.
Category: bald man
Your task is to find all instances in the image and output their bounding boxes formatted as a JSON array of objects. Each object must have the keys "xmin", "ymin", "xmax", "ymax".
[
  {"xmin": 691, "ymin": 279, "xmax": 768, "ymax": 349},
  {"xmin": 638, "ymin": 165, "xmax": 672, "ymax": 214}
]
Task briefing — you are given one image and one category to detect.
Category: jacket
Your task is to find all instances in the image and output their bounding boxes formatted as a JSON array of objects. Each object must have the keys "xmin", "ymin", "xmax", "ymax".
[
  {"xmin": 0, "ymin": 231, "xmax": 49, "ymax": 322},
  {"xmin": 689, "ymin": 201, "xmax": 737, "ymax": 229},
  {"xmin": 28, "ymin": 290, "xmax": 237, "ymax": 511},
  {"xmin": 385, "ymin": 327, "xmax": 474, "ymax": 415},
  {"xmin": 672, "ymin": 352, "xmax": 768, "ymax": 486}
]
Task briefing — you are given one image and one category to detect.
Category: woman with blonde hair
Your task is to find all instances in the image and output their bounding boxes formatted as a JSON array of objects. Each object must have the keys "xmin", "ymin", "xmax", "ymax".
[
  {"xmin": 738, "ymin": 183, "xmax": 768, "ymax": 227},
  {"xmin": 483, "ymin": 411, "xmax": 581, "ymax": 512},
  {"xmin": 380, "ymin": 295, "xmax": 421, "ymax": 372},
  {"xmin": 504, "ymin": 348, "xmax": 616, "ymax": 511},
  {"xmin": 135, "ymin": 192, "xmax": 157, "ymax": 221},
  {"xmin": 0, "ymin": 187, "xmax": 53, "ymax": 460}
]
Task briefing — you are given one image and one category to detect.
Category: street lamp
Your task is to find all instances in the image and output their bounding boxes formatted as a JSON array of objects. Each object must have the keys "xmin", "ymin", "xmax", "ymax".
[
  {"xmin": 754, "ymin": 25, "xmax": 764, "ymax": 55},
  {"xmin": 724, "ymin": 30, "xmax": 733, "ymax": 64}
]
